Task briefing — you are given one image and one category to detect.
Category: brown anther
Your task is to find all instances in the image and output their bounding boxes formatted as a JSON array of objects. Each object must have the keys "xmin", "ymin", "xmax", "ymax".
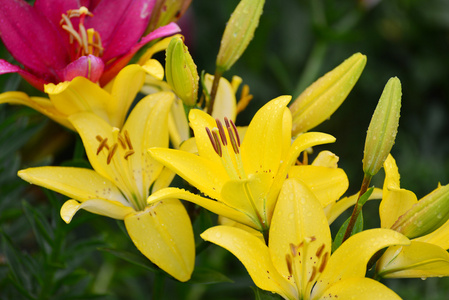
[
  {"xmin": 308, "ymin": 266, "xmax": 317, "ymax": 283},
  {"xmin": 285, "ymin": 254, "xmax": 293, "ymax": 276},
  {"xmin": 107, "ymin": 143, "xmax": 118, "ymax": 164},
  {"xmin": 212, "ymin": 130, "xmax": 223, "ymax": 157},
  {"xmin": 290, "ymin": 243, "xmax": 298, "ymax": 257},
  {"xmin": 226, "ymin": 125, "xmax": 240, "ymax": 154},
  {"xmin": 124, "ymin": 150, "xmax": 135, "ymax": 160},
  {"xmin": 96, "ymin": 135, "xmax": 103, "ymax": 142},
  {"xmin": 215, "ymin": 119, "xmax": 227, "ymax": 145},
  {"xmin": 117, "ymin": 132, "xmax": 127, "ymax": 149},
  {"xmin": 97, "ymin": 137, "xmax": 109, "ymax": 155},
  {"xmin": 316, "ymin": 244, "xmax": 325, "ymax": 258},
  {"xmin": 319, "ymin": 252, "xmax": 329, "ymax": 273},
  {"xmin": 229, "ymin": 119, "xmax": 241, "ymax": 146},
  {"xmin": 124, "ymin": 130, "xmax": 133, "ymax": 150},
  {"xmin": 206, "ymin": 127, "xmax": 220, "ymax": 156}
]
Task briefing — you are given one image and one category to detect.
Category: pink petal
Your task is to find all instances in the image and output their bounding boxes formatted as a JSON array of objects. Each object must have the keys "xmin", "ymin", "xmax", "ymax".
[
  {"xmin": 0, "ymin": 0, "xmax": 69, "ymax": 76},
  {"xmin": 87, "ymin": 0, "xmax": 155, "ymax": 62},
  {"xmin": 98, "ymin": 22, "xmax": 180, "ymax": 86},
  {"xmin": 60, "ymin": 55, "xmax": 105, "ymax": 83},
  {"xmin": 0, "ymin": 59, "xmax": 48, "ymax": 91}
]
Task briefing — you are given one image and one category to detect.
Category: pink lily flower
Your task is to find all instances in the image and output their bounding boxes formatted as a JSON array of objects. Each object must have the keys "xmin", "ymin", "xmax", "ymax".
[{"xmin": 0, "ymin": 0, "xmax": 180, "ymax": 91}]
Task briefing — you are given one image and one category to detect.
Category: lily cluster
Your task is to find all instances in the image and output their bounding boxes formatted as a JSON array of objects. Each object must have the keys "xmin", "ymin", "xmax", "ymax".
[{"xmin": 1, "ymin": 0, "xmax": 449, "ymax": 298}]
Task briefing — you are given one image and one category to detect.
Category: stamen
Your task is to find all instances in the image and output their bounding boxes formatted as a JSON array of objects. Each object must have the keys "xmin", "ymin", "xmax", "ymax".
[
  {"xmin": 79, "ymin": 23, "xmax": 89, "ymax": 55},
  {"xmin": 308, "ymin": 266, "xmax": 317, "ymax": 283},
  {"xmin": 96, "ymin": 135, "xmax": 103, "ymax": 142},
  {"xmin": 107, "ymin": 143, "xmax": 118, "ymax": 164},
  {"xmin": 215, "ymin": 119, "xmax": 227, "ymax": 145},
  {"xmin": 206, "ymin": 127, "xmax": 220, "ymax": 156},
  {"xmin": 124, "ymin": 150, "xmax": 135, "ymax": 160},
  {"xmin": 117, "ymin": 133, "xmax": 127, "ymax": 149},
  {"xmin": 290, "ymin": 243, "xmax": 298, "ymax": 257},
  {"xmin": 124, "ymin": 130, "xmax": 133, "ymax": 150},
  {"xmin": 316, "ymin": 244, "xmax": 325, "ymax": 258},
  {"xmin": 318, "ymin": 252, "xmax": 329, "ymax": 273},
  {"xmin": 286, "ymin": 254, "xmax": 293, "ymax": 276},
  {"xmin": 212, "ymin": 130, "xmax": 223, "ymax": 157},
  {"xmin": 229, "ymin": 118, "xmax": 241, "ymax": 146},
  {"xmin": 97, "ymin": 137, "xmax": 109, "ymax": 155},
  {"xmin": 61, "ymin": 24, "xmax": 82, "ymax": 45},
  {"xmin": 224, "ymin": 117, "xmax": 240, "ymax": 154}
]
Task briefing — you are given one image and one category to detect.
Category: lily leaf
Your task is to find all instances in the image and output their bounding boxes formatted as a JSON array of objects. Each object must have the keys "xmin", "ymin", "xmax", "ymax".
[
  {"xmin": 98, "ymin": 247, "xmax": 159, "ymax": 273},
  {"xmin": 189, "ymin": 267, "xmax": 233, "ymax": 284},
  {"xmin": 332, "ymin": 211, "xmax": 364, "ymax": 252}
]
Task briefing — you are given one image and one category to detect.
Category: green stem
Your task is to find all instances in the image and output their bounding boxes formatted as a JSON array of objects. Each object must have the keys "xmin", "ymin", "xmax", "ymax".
[
  {"xmin": 342, "ymin": 174, "xmax": 372, "ymax": 243},
  {"xmin": 152, "ymin": 272, "xmax": 166, "ymax": 300},
  {"xmin": 206, "ymin": 69, "xmax": 223, "ymax": 115}
]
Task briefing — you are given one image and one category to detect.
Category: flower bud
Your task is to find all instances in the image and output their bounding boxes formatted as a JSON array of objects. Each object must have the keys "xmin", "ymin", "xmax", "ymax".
[
  {"xmin": 165, "ymin": 36, "xmax": 199, "ymax": 106},
  {"xmin": 216, "ymin": 0, "xmax": 265, "ymax": 73},
  {"xmin": 362, "ymin": 77, "xmax": 401, "ymax": 176},
  {"xmin": 391, "ymin": 184, "xmax": 449, "ymax": 239},
  {"xmin": 289, "ymin": 53, "xmax": 366, "ymax": 136}
]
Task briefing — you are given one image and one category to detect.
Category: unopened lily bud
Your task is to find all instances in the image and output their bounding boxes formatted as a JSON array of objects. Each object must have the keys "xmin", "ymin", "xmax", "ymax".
[
  {"xmin": 145, "ymin": 0, "xmax": 192, "ymax": 34},
  {"xmin": 290, "ymin": 53, "xmax": 366, "ymax": 136},
  {"xmin": 216, "ymin": 0, "xmax": 265, "ymax": 73},
  {"xmin": 391, "ymin": 184, "xmax": 449, "ymax": 238},
  {"xmin": 362, "ymin": 77, "xmax": 401, "ymax": 176},
  {"xmin": 165, "ymin": 36, "xmax": 199, "ymax": 106}
]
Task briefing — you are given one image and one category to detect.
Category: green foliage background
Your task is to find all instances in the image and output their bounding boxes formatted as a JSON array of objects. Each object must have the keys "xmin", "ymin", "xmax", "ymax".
[{"xmin": 1, "ymin": 0, "xmax": 449, "ymax": 299}]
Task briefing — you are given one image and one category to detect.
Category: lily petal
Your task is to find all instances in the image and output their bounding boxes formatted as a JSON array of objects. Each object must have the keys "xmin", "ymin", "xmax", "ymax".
[
  {"xmin": 46, "ymin": 77, "xmax": 112, "ymax": 123},
  {"xmin": 18, "ymin": 166, "xmax": 128, "ymax": 206},
  {"xmin": 60, "ymin": 55, "xmax": 105, "ymax": 83},
  {"xmin": 415, "ymin": 218, "xmax": 449, "ymax": 250},
  {"xmin": 288, "ymin": 165, "xmax": 349, "ymax": 208},
  {"xmin": 148, "ymin": 147, "xmax": 228, "ymax": 200},
  {"xmin": 241, "ymin": 96, "xmax": 291, "ymax": 176},
  {"xmin": 122, "ymin": 92, "xmax": 173, "ymax": 197},
  {"xmin": 61, "ymin": 198, "xmax": 134, "ymax": 223},
  {"xmin": 107, "ymin": 64, "xmax": 146, "ymax": 127},
  {"xmin": 318, "ymin": 277, "xmax": 401, "ymax": 300},
  {"xmin": 124, "ymin": 199, "xmax": 195, "ymax": 282},
  {"xmin": 269, "ymin": 179, "xmax": 332, "ymax": 291},
  {"xmin": 312, "ymin": 229, "xmax": 410, "ymax": 299},
  {"xmin": 377, "ymin": 241, "xmax": 449, "ymax": 278},
  {"xmin": 201, "ymin": 225, "xmax": 297, "ymax": 299},
  {"xmin": 147, "ymin": 187, "xmax": 258, "ymax": 228}
]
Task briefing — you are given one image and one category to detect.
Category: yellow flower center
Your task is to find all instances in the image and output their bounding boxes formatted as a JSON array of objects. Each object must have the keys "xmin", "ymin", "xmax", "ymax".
[
  {"xmin": 285, "ymin": 236, "xmax": 329, "ymax": 299},
  {"xmin": 205, "ymin": 117, "xmax": 247, "ymax": 180},
  {"xmin": 96, "ymin": 130, "xmax": 147, "ymax": 212},
  {"xmin": 60, "ymin": 6, "xmax": 104, "ymax": 59}
]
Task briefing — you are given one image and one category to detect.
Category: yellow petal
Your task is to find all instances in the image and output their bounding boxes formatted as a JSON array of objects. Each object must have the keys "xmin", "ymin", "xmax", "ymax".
[
  {"xmin": 151, "ymin": 167, "xmax": 176, "ymax": 193},
  {"xmin": 18, "ymin": 167, "xmax": 128, "ymax": 206},
  {"xmin": 268, "ymin": 132, "xmax": 336, "ymax": 219},
  {"xmin": 201, "ymin": 226, "xmax": 297, "ymax": 299},
  {"xmin": 149, "ymin": 147, "xmax": 228, "ymax": 201},
  {"xmin": 312, "ymin": 229, "xmax": 410, "ymax": 299},
  {"xmin": 288, "ymin": 165, "xmax": 348, "ymax": 208},
  {"xmin": 241, "ymin": 96, "xmax": 291, "ymax": 176},
  {"xmin": 68, "ymin": 112, "xmax": 116, "ymax": 183},
  {"xmin": 377, "ymin": 241, "xmax": 449, "ymax": 278},
  {"xmin": 125, "ymin": 199, "xmax": 195, "ymax": 282},
  {"xmin": 316, "ymin": 277, "xmax": 401, "ymax": 300},
  {"xmin": 61, "ymin": 198, "xmax": 134, "ymax": 223},
  {"xmin": 415, "ymin": 218, "xmax": 449, "ymax": 250},
  {"xmin": 311, "ymin": 151, "xmax": 340, "ymax": 168},
  {"xmin": 45, "ymin": 78, "xmax": 111, "ymax": 123},
  {"xmin": 123, "ymin": 92, "xmax": 174, "ymax": 197},
  {"xmin": 168, "ymin": 97, "xmax": 190, "ymax": 149},
  {"xmin": 137, "ymin": 35, "xmax": 182, "ymax": 65},
  {"xmin": 204, "ymin": 74, "xmax": 237, "ymax": 121},
  {"xmin": 141, "ymin": 59, "xmax": 164, "ymax": 80},
  {"xmin": 325, "ymin": 188, "xmax": 382, "ymax": 225},
  {"xmin": 269, "ymin": 179, "xmax": 332, "ymax": 289},
  {"xmin": 108, "ymin": 64, "xmax": 146, "ymax": 127},
  {"xmin": 218, "ymin": 216, "xmax": 265, "ymax": 243},
  {"xmin": 0, "ymin": 91, "xmax": 73, "ymax": 129},
  {"xmin": 380, "ymin": 188, "xmax": 418, "ymax": 229},
  {"xmin": 147, "ymin": 187, "xmax": 258, "ymax": 228}
]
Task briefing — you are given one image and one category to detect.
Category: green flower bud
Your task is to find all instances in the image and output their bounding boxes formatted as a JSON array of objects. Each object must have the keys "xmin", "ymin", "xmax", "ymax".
[
  {"xmin": 391, "ymin": 184, "xmax": 449, "ymax": 239},
  {"xmin": 216, "ymin": 0, "xmax": 265, "ymax": 73},
  {"xmin": 362, "ymin": 77, "xmax": 401, "ymax": 176},
  {"xmin": 165, "ymin": 36, "xmax": 199, "ymax": 107},
  {"xmin": 289, "ymin": 53, "xmax": 367, "ymax": 136}
]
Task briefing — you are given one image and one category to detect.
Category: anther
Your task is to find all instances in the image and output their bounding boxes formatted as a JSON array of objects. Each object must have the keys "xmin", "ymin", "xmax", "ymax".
[
  {"xmin": 97, "ymin": 137, "xmax": 109, "ymax": 155},
  {"xmin": 215, "ymin": 119, "xmax": 227, "ymax": 145},
  {"xmin": 124, "ymin": 150, "xmax": 135, "ymax": 160},
  {"xmin": 229, "ymin": 118, "xmax": 241, "ymax": 147},
  {"xmin": 319, "ymin": 252, "xmax": 329, "ymax": 273},
  {"xmin": 285, "ymin": 254, "xmax": 293, "ymax": 276},
  {"xmin": 212, "ymin": 130, "xmax": 223, "ymax": 157},
  {"xmin": 290, "ymin": 243, "xmax": 298, "ymax": 257},
  {"xmin": 308, "ymin": 266, "xmax": 317, "ymax": 283},
  {"xmin": 117, "ymin": 132, "xmax": 127, "ymax": 149},
  {"xmin": 107, "ymin": 143, "xmax": 118, "ymax": 164},
  {"xmin": 124, "ymin": 130, "xmax": 133, "ymax": 150},
  {"xmin": 316, "ymin": 244, "xmax": 325, "ymax": 258},
  {"xmin": 227, "ymin": 125, "xmax": 240, "ymax": 154},
  {"xmin": 206, "ymin": 127, "xmax": 220, "ymax": 156}
]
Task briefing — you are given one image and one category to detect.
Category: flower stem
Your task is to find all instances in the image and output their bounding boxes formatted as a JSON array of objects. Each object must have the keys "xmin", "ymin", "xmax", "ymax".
[
  {"xmin": 206, "ymin": 69, "xmax": 223, "ymax": 115},
  {"xmin": 342, "ymin": 174, "xmax": 372, "ymax": 243},
  {"xmin": 152, "ymin": 271, "xmax": 166, "ymax": 299}
]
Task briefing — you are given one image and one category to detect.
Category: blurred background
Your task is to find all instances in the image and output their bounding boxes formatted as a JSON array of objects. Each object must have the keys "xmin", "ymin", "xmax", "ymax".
[{"xmin": 1, "ymin": 0, "xmax": 449, "ymax": 299}]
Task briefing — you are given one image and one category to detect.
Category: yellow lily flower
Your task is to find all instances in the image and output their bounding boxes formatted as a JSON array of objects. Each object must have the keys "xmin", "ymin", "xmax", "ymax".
[
  {"xmin": 147, "ymin": 95, "xmax": 336, "ymax": 233},
  {"xmin": 0, "ymin": 64, "xmax": 147, "ymax": 131},
  {"xmin": 18, "ymin": 92, "xmax": 195, "ymax": 282},
  {"xmin": 377, "ymin": 154, "xmax": 449, "ymax": 278},
  {"xmin": 202, "ymin": 179, "xmax": 409, "ymax": 299}
]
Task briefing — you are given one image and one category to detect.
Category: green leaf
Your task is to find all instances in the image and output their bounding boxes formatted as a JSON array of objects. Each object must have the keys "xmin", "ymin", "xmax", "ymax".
[
  {"xmin": 189, "ymin": 267, "xmax": 233, "ymax": 284},
  {"xmin": 22, "ymin": 201, "xmax": 54, "ymax": 251},
  {"xmin": 332, "ymin": 211, "xmax": 364, "ymax": 252},
  {"xmin": 98, "ymin": 247, "xmax": 159, "ymax": 273},
  {"xmin": 252, "ymin": 286, "xmax": 283, "ymax": 300}
]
